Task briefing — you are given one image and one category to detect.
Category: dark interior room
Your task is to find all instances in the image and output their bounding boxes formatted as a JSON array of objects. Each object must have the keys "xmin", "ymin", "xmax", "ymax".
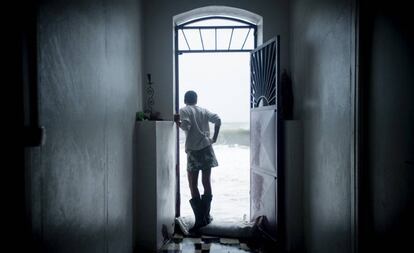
[{"xmin": 5, "ymin": 0, "xmax": 413, "ymax": 252}]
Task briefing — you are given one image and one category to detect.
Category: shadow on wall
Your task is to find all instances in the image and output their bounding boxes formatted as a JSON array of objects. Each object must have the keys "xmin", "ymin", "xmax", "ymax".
[
  {"xmin": 359, "ymin": 2, "xmax": 414, "ymax": 252},
  {"xmin": 298, "ymin": 42, "xmax": 317, "ymax": 253},
  {"xmin": 280, "ymin": 69, "xmax": 294, "ymax": 120},
  {"xmin": 132, "ymin": 125, "xmax": 138, "ymax": 251}
]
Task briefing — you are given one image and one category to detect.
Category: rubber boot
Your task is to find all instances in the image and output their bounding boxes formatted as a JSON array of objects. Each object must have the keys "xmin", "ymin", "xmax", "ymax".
[
  {"xmin": 189, "ymin": 197, "xmax": 204, "ymax": 234},
  {"xmin": 201, "ymin": 194, "xmax": 213, "ymax": 225}
]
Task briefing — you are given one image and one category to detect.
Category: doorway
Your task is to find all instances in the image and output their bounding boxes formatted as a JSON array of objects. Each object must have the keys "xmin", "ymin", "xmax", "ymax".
[{"xmin": 174, "ymin": 17, "xmax": 257, "ymax": 222}]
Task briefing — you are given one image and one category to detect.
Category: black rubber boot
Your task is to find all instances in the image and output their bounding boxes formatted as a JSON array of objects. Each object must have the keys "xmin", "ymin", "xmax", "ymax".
[
  {"xmin": 201, "ymin": 194, "xmax": 213, "ymax": 225},
  {"xmin": 189, "ymin": 197, "xmax": 204, "ymax": 234}
]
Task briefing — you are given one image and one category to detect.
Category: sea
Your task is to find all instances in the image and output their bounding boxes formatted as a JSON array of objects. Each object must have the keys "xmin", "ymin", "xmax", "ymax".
[{"xmin": 179, "ymin": 122, "xmax": 250, "ymax": 222}]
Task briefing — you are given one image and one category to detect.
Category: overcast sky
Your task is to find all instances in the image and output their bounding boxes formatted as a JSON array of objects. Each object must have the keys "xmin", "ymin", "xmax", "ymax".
[{"xmin": 179, "ymin": 52, "xmax": 250, "ymax": 123}]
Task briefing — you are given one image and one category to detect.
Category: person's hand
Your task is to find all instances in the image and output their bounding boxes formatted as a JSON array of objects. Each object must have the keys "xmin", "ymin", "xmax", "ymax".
[
  {"xmin": 173, "ymin": 114, "xmax": 180, "ymax": 124},
  {"xmin": 210, "ymin": 137, "xmax": 217, "ymax": 144}
]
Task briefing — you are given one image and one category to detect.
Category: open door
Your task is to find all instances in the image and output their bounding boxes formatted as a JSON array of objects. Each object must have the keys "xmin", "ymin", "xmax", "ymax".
[{"xmin": 250, "ymin": 37, "xmax": 282, "ymax": 238}]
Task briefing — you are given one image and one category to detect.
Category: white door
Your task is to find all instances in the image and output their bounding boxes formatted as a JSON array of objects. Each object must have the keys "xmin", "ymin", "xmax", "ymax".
[{"xmin": 250, "ymin": 37, "xmax": 282, "ymax": 238}]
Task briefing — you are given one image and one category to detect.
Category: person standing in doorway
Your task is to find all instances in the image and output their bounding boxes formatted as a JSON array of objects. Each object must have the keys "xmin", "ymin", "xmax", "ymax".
[{"xmin": 174, "ymin": 90, "xmax": 221, "ymax": 233}]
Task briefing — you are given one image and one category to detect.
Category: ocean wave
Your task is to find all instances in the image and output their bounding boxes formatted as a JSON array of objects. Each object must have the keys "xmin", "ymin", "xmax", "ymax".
[{"xmin": 179, "ymin": 123, "xmax": 250, "ymax": 146}]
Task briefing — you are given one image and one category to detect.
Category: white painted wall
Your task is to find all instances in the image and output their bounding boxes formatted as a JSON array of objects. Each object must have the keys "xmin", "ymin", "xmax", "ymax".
[
  {"xmin": 142, "ymin": 0, "xmax": 290, "ymax": 120},
  {"xmin": 135, "ymin": 121, "xmax": 176, "ymax": 251},
  {"xmin": 290, "ymin": 0, "xmax": 354, "ymax": 252}
]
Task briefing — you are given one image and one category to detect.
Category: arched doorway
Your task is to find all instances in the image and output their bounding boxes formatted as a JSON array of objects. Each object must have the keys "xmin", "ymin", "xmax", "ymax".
[{"xmin": 173, "ymin": 8, "xmax": 262, "ymax": 224}]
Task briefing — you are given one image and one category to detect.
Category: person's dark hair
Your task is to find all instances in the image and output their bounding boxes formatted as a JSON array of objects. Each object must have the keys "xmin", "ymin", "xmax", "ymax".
[{"xmin": 184, "ymin": 90, "xmax": 197, "ymax": 105}]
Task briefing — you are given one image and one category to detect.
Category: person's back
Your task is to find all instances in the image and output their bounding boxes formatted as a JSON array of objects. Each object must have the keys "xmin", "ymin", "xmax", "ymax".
[{"xmin": 179, "ymin": 104, "xmax": 221, "ymax": 152}]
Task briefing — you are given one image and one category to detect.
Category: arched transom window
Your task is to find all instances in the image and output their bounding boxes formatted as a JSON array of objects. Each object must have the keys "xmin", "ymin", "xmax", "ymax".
[{"xmin": 176, "ymin": 16, "xmax": 257, "ymax": 53}]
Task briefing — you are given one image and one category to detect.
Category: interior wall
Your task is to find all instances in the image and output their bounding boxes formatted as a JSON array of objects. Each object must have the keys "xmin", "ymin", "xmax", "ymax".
[
  {"xmin": 26, "ymin": 0, "xmax": 143, "ymax": 252},
  {"xmin": 289, "ymin": 0, "xmax": 354, "ymax": 252},
  {"xmin": 141, "ymin": 0, "xmax": 290, "ymax": 120},
  {"xmin": 359, "ymin": 1, "xmax": 414, "ymax": 251}
]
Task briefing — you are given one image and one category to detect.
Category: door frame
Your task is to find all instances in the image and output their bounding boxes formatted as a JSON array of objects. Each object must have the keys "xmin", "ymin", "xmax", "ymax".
[
  {"xmin": 351, "ymin": 0, "xmax": 360, "ymax": 252},
  {"xmin": 173, "ymin": 16, "xmax": 258, "ymax": 217}
]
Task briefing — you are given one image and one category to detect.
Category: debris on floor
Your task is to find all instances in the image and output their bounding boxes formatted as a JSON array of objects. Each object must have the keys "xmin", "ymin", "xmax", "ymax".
[
  {"xmin": 161, "ymin": 234, "xmax": 252, "ymax": 253},
  {"xmin": 169, "ymin": 215, "xmax": 279, "ymax": 252}
]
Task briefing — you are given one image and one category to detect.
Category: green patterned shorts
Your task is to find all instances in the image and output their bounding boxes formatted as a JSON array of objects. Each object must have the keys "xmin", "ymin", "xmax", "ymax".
[{"xmin": 187, "ymin": 145, "xmax": 218, "ymax": 171}]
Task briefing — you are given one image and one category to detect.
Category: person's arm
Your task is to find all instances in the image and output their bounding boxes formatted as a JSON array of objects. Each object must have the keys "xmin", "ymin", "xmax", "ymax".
[
  {"xmin": 206, "ymin": 110, "xmax": 221, "ymax": 143},
  {"xmin": 211, "ymin": 123, "xmax": 220, "ymax": 143},
  {"xmin": 174, "ymin": 114, "xmax": 181, "ymax": 127},
  {"xmin": 174, "ymin": 112, "xmax": 191, "ymax": 131}
]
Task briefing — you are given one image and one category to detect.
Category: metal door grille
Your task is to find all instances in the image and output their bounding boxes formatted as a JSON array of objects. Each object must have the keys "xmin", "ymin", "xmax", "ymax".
[
  {"xmin": 250, "ymin": 38, "xmax": 280, "ymax": 108},
  {"xmin": 250, "ymin": 36, "xmax": 281, "ymax": 239},
  {"xmin": 176, "ymin": 16, "xmax": 257, "ymax": 54}
]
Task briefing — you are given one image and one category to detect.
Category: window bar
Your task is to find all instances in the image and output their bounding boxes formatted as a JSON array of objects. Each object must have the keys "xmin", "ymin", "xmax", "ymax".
[
  {"xmin": 241, "ymin": 28, "xmax": 251, "ymax": 50},
  {"xmin": 215, "ymin": 28, "xmax": 217, "ymax": 50},
  {"xmin": 263, "ymin": 46, "xmax": 272, "ymax": 97},
  {"xmin": 264, "ymin": 46, "xmax": 274, "ymax": 101},
  {"xmin": 174, "ymin": 49, "xmax": 253, "ymax": 54},
  {"xmin": 252, "ymin": 52, "xmax": 258, "ymax": 103},
  {"xmin": 180, "ymin": 25, "xmax": 252, "ymax": 30},
  {"xmin": 198, "ymin": 29, "xmax": 205, "ymax": 51},
  {"xmin": 257, "ymin": 50, "xmax": 264, "ymax": 100},
  {"xmin": 265, "ymin": 45, "xmax": 276, "ymax": 100},
  {"xmin": 181, "ymin": 29, "xmax": 191, "ymax": 51},
  {"xmin": 268, "ymin": 49, "xmax": 277, "ymax": 103},
  {"xmin": 228, "ymin": 28, "xmax": 234, "ymax": 50}
]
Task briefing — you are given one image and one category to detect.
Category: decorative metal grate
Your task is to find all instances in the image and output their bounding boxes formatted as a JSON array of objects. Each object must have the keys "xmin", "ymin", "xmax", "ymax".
[
  {"xmin": 176, "ymin": 16, "xmax": 257, "ymax": 54},
  {"xmin": 250, "ymin": 37, "xmax": 280, "ymax": 108}
]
